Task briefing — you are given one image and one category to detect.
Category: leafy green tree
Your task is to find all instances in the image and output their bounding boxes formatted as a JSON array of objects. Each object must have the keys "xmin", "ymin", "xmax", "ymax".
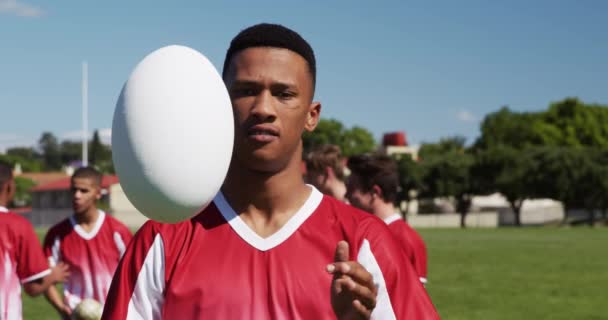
[
  {"xmin": 472, "ymin": 146, "xmax": 532, "ymax": 226},
  {"xmin": 303, "ymin": 118, "xmax": 376, "ymax": 157},
  {"xmin": 395, "ymin": 156, "xmax": 423, "ymax": 212},
  {"xmin": 527, "ymin": 147, "xmax": 603, "ymax": 226},
  {"xmin": 38, "ymin": 132, "xmax": 62, "ymax": 170},
  {"xmin": 13, "ymin": 176, "xmax": 36, "ymax": 207},
  {"xmin": 543, "ymin": 98, "xmax": 608, "ymax": 147},
  {"xmin": 474, "ymin": 107, "xmax": 552, "ymax": 149},
  {"xmin": 341, "ymin": 126, "xmax": 376, "ymax": 157},
  {"xmin": 60, "ymin": 141, "xmax": 83, "ymax": 165},
  {"xmin": 0, "ymin": 154, "xmax": 43, "ymax": 172},
  {"xmin": 89, "ymin": 130, "xmax": 105, "ymax": 165},
  {"xmin": 476, "ymin": 98, "xmax": 608, "ymax": 150},
  {"xmin": 419, "ymin": 136, "xmax": 466, "ymax": 159},
  {"xmin": 419, "ymin": 150, "xmax": 476, "ymax": 228},
  {"xmin": 6, "ymin": 147, "xmax": 40, "ymax": 160}
]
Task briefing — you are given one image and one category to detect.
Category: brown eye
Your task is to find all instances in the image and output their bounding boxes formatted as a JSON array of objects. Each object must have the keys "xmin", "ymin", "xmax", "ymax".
[
  {"xmin": 276, "ymin": 91, "xmax": 295, "ymax": 100},
  {"xmin": 232, "ymin": 88, "xmax": 256, "ymax": 98}
]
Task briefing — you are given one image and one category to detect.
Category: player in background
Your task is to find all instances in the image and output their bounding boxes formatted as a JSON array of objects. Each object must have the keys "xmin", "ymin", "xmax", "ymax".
[
  {"xmin": 346, "ymin": 154, "xmax": 429, "ymax": 285},
  {"xmin": 0, "ymin": 161, "xmax": 70, "ymax": 320},
  {"xmin": 103, "ymin": 23, "xmax": 439, "ymax": 319},
  {"xmin": 304, "ymin": 144, "xmax": 349, "ymax": 202},
  {"xmin": 43, "ymin": 167, "xmax": 132, "ymax": 319}
]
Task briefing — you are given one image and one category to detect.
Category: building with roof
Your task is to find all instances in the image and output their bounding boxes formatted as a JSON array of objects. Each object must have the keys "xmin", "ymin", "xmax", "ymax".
[{"xmin": 25, "ymin": 175, "xmax": 147, "ymax": 228}]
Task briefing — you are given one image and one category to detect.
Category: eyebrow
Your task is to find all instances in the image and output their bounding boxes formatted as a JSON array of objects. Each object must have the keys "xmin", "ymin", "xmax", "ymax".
[{"xmin": 230, "ymin": 79, "xmax": 298, "ymax": 89}]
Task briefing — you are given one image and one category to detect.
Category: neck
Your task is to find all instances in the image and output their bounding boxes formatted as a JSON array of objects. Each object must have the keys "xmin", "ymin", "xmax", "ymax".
[
  {"xmin": 373, "ymin": 200, "xmax": 397, "ymax": 221},
  {"xmin": 75, "ymin": 206, "xmax": 100, "ymax": 225},
  {"xmin": 221, "ymin": 152, "xmax": 311, "ymax": 238},
  {"xmin": 0, "ymin": 197, "xmax": 7, "ymax": 208},
  {"xmin": 328, "ymin": 180, "xmax": 347, "ymax": 202}
]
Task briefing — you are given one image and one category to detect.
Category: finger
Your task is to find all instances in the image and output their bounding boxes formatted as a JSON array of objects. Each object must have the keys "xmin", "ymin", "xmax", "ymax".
[
  {"xmin": 333, "ymin": 275, "xmax": 347, "ymax": 294},
  {"xmin": 331, "ymin": 262, "xmax": 375, "ymax": 290},
  {"xmin": 327, "ymin": 261, "xmax": 351, "ymax": 274},
  {"xmin": 353, "ymin": 299, "xmax": 372, "ymax": 319},
  {"xmin": 334, "ymin": 241, "xmax": 349, "ymax": 263},
  {"xmin": 338, "ymin": 277, "xmax": 376, "ymax": 310}
]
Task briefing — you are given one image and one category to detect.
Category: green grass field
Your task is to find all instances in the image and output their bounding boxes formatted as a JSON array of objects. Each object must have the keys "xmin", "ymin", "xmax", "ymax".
[{"xmin": 23, "ymin": 228, "xmax": 608, "ymax": 319}]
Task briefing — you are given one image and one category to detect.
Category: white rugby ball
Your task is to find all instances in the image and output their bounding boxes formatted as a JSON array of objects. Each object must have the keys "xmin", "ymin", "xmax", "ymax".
[
  {"xmin": 72, "ymin": 298, "xmax": 103, "ymax": 320},
  {"xmin": 112, "ymin": 45, "xmax": 234, "ymax": 223}
]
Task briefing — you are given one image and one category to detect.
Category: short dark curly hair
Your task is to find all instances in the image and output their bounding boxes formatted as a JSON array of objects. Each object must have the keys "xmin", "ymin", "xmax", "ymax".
[
  {"xmin": 347, "ymin": 154, "xmax": 400, "ymax": 203},
  {"xmin": 222, "ymin": 23, "xmax": 316, "ymax": 89},
  {"xmin": 72, "ymin": 166, "xmax": 102, "ymax": 187}
]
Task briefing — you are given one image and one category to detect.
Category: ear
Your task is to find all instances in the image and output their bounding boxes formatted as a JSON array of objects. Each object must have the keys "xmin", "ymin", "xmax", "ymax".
[
  {"xmin": 325, "ymin": 167, "xmax": 335, "ymax": 179},
  {"xmin": 304, "ymin": 101, "xmax": 321, "ymax": 132},
  {"xmin": 7, "ymin": 179, "xmax": 15, "ymax": 198},
  {"xmin": 372, "ymin": 185, "xmax": 383, "ymax": 200}
]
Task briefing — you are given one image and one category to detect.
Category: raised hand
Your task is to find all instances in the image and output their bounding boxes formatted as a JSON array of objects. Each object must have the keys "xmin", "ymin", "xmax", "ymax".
[{"xmin": 327, "ymin": 241, "xmax": 378, "ymax": 319}]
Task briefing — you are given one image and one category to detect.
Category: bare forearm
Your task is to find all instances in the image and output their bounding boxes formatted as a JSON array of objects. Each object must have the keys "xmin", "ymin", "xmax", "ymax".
[
  {"xmin": 44, "ymin": 285, "xmax": 66, "ymax": 312},
  {"xmin": 23, "ymin": 268, "xmax": 64, "ymax": 296}
]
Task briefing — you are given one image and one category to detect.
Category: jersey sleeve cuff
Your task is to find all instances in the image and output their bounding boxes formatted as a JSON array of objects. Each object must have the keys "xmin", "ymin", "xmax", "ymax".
[{"xmin": 20, "ymin": 268, "xmax": 52, "ymax": 284}]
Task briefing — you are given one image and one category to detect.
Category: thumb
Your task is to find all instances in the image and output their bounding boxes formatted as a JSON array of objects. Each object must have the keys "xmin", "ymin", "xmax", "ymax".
[{"xmin": 334, "ymin": 240, "xmax": 349, "ymax": 263}]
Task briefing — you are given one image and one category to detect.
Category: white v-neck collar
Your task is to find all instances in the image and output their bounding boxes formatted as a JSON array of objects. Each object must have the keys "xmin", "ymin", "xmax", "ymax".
[
  {"xmin": 70, "ymin": 210, "xmax": 106, "ymax": 240},
  {"xmin": 213, "ymin": 185, "xmax": 323, "ymax": 251},
  {"xmin": 0, "ymin": 206, "xmax": 7, "ymax": 213},
  {"xmin": 383, "ymin": 213, "xmax": 402, "ymax": 225}
]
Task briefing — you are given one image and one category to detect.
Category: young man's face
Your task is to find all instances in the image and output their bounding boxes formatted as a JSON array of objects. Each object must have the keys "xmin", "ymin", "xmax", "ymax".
[
  {"xmin": 346, "ymin": 174, "xmax": 374, "ymax": 212},
  {"xmin": 71, "ymin": 177, "xmax": 101, "ymax": 215},
  {"xmin": 224, "ymin": 47, "xmax": 320, "ymax": 173}
]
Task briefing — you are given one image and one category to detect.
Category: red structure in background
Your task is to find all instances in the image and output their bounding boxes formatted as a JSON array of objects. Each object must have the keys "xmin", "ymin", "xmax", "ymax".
[{"xmin": 382, "ymin": 131, "xmax": 408, "ymax": 147}]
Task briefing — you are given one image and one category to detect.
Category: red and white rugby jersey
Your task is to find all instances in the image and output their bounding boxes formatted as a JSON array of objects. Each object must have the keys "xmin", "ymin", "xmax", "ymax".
[
  {"xmin": 0, "ymin": 206, "xmax": 50, "ymax": 320},
  {"xmin": 384, "ymin": 214, "xmax": 428, "ymax": 284},
  {"xmin": 43, "ymin": 210, "xmax": 132, "ymax": 309},
  {"xmin": 103, "ymin": 187, "xmax": 439, "ymax": 319}
]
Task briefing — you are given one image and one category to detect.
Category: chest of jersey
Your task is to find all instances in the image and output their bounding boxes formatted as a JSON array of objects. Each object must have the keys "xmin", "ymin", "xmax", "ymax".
[
  {"xmin": 59, "ymin": 230, "xmax": 121, "ymax": 273},
  {"xmin": 162, "ymin": 223, "xmax": 345, "ymax": 319}
]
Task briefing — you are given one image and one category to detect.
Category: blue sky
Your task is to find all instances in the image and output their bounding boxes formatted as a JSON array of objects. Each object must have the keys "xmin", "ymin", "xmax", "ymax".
[{"xmin": 1, "ymin": 0, "xmax": 607, "ymax": 152}]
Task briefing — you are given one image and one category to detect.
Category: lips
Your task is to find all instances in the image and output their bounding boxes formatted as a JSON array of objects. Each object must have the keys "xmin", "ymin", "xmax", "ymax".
[{"xmin": 247, "ymin": 124, "xmax": 279, "ymax": 143}]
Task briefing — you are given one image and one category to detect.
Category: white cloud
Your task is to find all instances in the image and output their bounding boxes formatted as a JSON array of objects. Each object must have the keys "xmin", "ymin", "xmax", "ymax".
[
  {"xmin": 0, "ymin": 0, "xmax": 45, "ymax": 17},
  {"xmin": 456, "ymin": 110, "xmax": 477, "ymax": 123}
]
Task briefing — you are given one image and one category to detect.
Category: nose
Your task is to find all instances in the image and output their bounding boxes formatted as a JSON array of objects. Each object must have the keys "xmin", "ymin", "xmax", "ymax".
[{"xmin": 251, "ymin": 90, "xmax": 277, "ymax": 121}]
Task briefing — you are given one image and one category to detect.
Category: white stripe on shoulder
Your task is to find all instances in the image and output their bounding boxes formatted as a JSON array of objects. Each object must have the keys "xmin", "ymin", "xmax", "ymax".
[
  {"xmin": 126, "ymin": 233, "xmax": 165, "ymax": 320},
  {"xmin": 357, "ymin": 239, "xmax": 397, "ymax": 320},
  {"xmin": 383, "ymin": 213, "xmax": 402, "ymax": 225},
  {"xmin": 20, "ymin": 268, "xmax": 51, "ymax": 284},
  {"xmin": 114, "ymin": 232, "xmax": 126, "ymax": 257},
  {"xmin": 49, "ymin": 236, "xmax": 61, "ymax": 267}
]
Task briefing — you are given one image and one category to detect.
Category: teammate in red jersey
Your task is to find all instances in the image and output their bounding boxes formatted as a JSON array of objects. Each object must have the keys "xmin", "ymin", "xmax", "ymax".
[
  {"xmin": 304, "ymin": 144, "xmax": 349, "ymax": 202},
  {"xmin": 43, "ymin": 167, "xmax": 132, "ymax": 319},
  {"xmin": 103, "ymin": 23, "xmax": 439, "ymax": 319},
  {"xmin": 0, "ymin": 161, "xmax": 69, "ymax": 320},
  {"xmin": 347, "ymin": 154, "xmax": 429, "ymax": 285}
]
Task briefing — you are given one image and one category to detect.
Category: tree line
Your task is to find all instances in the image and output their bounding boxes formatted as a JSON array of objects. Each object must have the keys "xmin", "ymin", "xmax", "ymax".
[
  {"xmin": 3, "ymin": 97, "xmax": 607, "ymax": 225},
  {"xmin": 1, "ymin": 130, "xmax": 113, "ymax": 207},
  {"xmin": 0, "ymin": 130, "xmax": 114, "ymax": 174},
  {"xmin": 399, "ymin": 98, "xmax": 608, "ymax": 227},
  {"xmin": 302, "ymin": 98, "xmax": 608, "ymax": 227}
]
